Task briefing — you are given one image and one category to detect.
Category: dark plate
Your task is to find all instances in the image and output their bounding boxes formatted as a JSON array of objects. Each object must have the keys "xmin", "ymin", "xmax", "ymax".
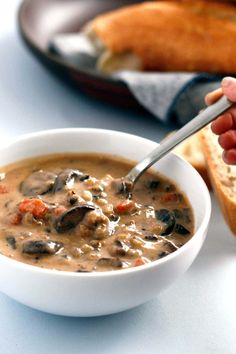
[{"xmin": 18, "ymin": 0, "xmax": 147, "ymax": 110}]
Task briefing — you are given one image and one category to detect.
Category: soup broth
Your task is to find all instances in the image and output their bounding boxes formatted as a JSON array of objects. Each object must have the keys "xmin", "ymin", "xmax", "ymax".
[{"xmin": 0, "ymin": 153, "xmax": 194, "ymax": 272}]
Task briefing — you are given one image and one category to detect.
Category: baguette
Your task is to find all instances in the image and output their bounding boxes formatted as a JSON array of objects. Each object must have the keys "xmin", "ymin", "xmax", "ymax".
[
  {"xmin": 201, "ymin": 125, "xmax": 236, "ymax": 235},
  {"xmin": 86, "ymin": 0, "xmax": 236, "ymax": 74}
]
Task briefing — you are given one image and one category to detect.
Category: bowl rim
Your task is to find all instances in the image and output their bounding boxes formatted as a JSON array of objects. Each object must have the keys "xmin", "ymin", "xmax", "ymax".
[{"xmin": 0, "ymin": 127, "xmax": 211, "ymax": 278}]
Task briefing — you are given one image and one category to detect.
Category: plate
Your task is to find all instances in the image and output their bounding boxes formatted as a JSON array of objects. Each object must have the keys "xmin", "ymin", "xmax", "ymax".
[{"xmin": 18, "ymin": 0, "xmax": 146, "ymax": 110}]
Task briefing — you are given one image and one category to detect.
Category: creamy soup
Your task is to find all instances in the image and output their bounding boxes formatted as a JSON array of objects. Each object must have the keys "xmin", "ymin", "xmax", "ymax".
[{"xmin": 0, "ymin": 153, "xmax": 194, "ymax": 272}]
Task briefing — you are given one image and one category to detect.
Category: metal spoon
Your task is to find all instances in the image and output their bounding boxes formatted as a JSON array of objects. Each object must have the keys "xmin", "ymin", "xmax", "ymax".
[{"xmin": 123, "ymin": 95, "xmax": 233, "ymax": 190}]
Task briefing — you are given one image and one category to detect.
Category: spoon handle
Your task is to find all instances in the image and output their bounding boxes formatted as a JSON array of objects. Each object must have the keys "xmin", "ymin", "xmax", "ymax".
[{"xmin": 126, "ymin": 95, "xmax": 233, "ymax": 184}]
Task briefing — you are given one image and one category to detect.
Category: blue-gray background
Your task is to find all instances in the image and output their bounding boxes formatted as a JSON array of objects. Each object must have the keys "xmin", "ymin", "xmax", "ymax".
[{"xmin": 0, "ymin": 2, "xmax": 236, "ymax": 353}]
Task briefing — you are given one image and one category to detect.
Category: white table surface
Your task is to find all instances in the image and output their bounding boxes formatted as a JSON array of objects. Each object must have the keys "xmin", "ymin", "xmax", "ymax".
[{"xmin": 1, "ymin": 2, "xmax": 236, "ymax": 354}]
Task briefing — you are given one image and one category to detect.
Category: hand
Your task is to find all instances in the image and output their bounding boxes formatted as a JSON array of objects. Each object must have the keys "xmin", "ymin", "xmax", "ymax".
[{"xmin": 205, "ymin": 77, "xmax": 236, "ymax": 165}]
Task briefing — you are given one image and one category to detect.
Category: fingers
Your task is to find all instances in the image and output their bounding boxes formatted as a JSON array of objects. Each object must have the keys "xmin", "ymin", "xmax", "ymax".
[
  {"xmin": 211, "ymin": 107, "xmax": 236, "ymax": 134},
  {"xmin": 205, "ymin": 88, "xmax": 223, "ymax": 106},
  {"xmin": 206, "ymin": 77, "xmax": 236, "ymax": 165},
  {"xmin": 221, "ymin": 76, "xmax": 236, "ymax": 102},
  {"xmin": 218, "ymin": 130, "xmax": 236, "ymax": 150},
  {"xmin": 211, "ymin": 112, "xmax": 234, "ymax": 135},
  {"xmin": 205, "ymin": 76, "xmax": 236, "ymax": 106},
  {"xmin": 223, "ymin": 149, "xmax": 236, "ymax": 165}
]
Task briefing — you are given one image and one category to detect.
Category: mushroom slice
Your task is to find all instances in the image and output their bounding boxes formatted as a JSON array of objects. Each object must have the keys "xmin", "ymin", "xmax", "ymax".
[
  {"xmin": 22, "ymin": 240, "xmax": 63, "ymax": 255},
  {"xmin": 175, "ymin": 224, "xmax": 190, "ymax": 235},
  {"xmin": 6, "ymin": 236, "xmax": 17, "ymax": 250},
  {"xmin": 155, "ymin": 209, "xmax": 176, "ymax": 236},
  {"xmin": 96, "ymin": 257, "xmax": 123, "ymax": 268},
  {"xmin": 53, "ymin": 169, "xmax": 87, "ymax": 192},
  {"xmin": 109, "ymin": 240, "xmax": 130, "ymax": 257},
  {"xmin": 111, "ymin": 177, "xmax": 133, "ymax": 195},
  {"xmin": 55, "ymin": 205, "xmax": 95, "ymax": 233},
  {"xmin": 20, "ymin": 170, "xmax": 57, "ymax": 196}
]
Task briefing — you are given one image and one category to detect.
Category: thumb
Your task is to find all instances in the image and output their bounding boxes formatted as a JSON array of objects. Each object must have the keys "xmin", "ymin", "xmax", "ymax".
[{"xmin": 221, "ymin": 76, "xmax": 236, "ymax": 102}]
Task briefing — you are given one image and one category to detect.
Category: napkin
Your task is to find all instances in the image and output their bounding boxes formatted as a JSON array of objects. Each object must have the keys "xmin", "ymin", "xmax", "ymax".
[{"xmin": 115, "ymin": 71, "xmax": 222, "ymax": 126}]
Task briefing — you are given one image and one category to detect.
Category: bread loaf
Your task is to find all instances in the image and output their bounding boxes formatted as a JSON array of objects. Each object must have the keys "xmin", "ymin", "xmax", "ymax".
[
  {"xmin": 86, "ymin": 0, "xmax": 236, "ymax": 73},
  {"xmin": 201, "ymin": 125, "xmax": 236, "ymax": 235}
]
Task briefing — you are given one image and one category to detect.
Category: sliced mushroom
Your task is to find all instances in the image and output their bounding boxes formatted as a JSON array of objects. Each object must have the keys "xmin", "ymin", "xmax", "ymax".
[
  {"xmin": 111, "ymin": 178, "xmax": 133, "ymax": 195},
  {"xmin": 22, "ymin": 240, "xmax": 63, "ymax": 255},
  {"xmin": 6, "ymin": 236, "xmax": 16, "ymax": 250},
  {"xmin": 79, "ymin": 174, "xmax": 89, "ymax": 182},
  {"xmin": 155, "ymin": 209, "xmax": 176, "ymax": 236},
  {"xmin": 145, "ymin": 180, "xmax": 160, "ymax": 190},
  {"xmin": 96, "ymin": 257, "xmax": 123, "ymax": 268},
  {"xmin": 20, "ymin": 170, "xmax": 57, "ymax": 196},
  {"xmin": 109, "ymin": 240, "xmax": 130, "ymax": 257},
  {"xmin": 55, "ymin": 205, "xmax": 95, "ymax": 233},
  {"xmin": 173, "ymin": 209, "xmax": 183, "ymax": 219},
  {"xmin": 144, "ymin": 234, "xmax": 159, "ymax": 242},
  {"xmin": 158, "ymin": 251, "xmax": 169, "ymax": 259},
  {"xmin": 163, "ymin": 239, "xmax": 179, "ymax": 253},
  {"xmin": 53, "ymin": 169, "xmax": 86, "ymax": 192},
  {"xmin": 173, "ymin": 208, "xmax": 191, "ymax": 223},
  {"xmin": 175, "ymin": 224, "xmax": 190, "ymax": 235},
  {"xmin": 182, "ymin": 208, "xmax": 191, "ymax": 223}
]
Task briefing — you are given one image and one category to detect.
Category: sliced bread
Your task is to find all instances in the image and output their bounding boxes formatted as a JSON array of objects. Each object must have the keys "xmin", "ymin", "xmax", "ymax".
[
  {"xmin": 201, "ymin": 125, "xmax": 236, "ymax": 235},
  {"xmin": 170, "ymin": 131, "xmax": 211, "ymax": 189}
]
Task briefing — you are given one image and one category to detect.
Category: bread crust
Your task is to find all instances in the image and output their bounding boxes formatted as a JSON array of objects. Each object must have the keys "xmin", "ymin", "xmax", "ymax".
[
  {"xmin": 201, "ymin": 125, "xmax": 236, "ymax": 236},
  {"xmin": 168, "ymin": 131, "xmax": 211, "ymax": 189},
  {"xmin": 89, "ymin": 0, "xmax": 236, "ymax": 73},
  {"xmin": 192, "ymin": 163, "xmax": 211, "ymax": 190}
]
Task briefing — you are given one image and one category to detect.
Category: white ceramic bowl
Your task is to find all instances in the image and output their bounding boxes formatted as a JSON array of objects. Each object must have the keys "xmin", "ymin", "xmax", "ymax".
[{"xmin": 0, "ymin": 128, "xmax": 211, "ymax": 316}]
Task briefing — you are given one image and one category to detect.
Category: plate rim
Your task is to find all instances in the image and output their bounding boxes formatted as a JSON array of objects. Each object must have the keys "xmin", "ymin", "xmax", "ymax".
[{"xmin": 17, "ymin": 0, "xmax": 127, "ymax": 88}]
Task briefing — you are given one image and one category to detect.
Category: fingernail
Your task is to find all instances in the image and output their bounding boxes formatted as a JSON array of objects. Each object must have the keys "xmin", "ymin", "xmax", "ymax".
[{"xmin": 222, "ymin": 77, "xmax": 234, "ymax": 88}]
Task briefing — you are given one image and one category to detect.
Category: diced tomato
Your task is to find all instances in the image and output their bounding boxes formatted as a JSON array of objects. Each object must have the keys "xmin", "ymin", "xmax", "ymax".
[
  {"xmin": 9, "ymin": 213, "xmax": 22, "ymax": 225},
  {"xmin": 18, "ymin": 198, "xmax": 48, "ymax": 218},
  {"xmin": 160, "ymin": 192, "xmax": 178, "ymax": 203},
  {"xmin": 0, "ymin": 184, "xmax": 9, "ymax": 194},
  {"xmin": 134, "ymin": 257, "xmax": 147, "ymax": 267},
  {"xmin": 54, "ymin": 206, "xmax": 67, "ymax": 216},
  {"xmin": 115, "ymin": 200, "xmax": 135, "ymax": 214}
]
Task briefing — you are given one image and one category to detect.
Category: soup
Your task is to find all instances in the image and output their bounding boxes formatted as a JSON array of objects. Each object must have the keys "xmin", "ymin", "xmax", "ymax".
[{"xmin": 0, "ymin": 153, "xmax": 194, "ymax": 272}]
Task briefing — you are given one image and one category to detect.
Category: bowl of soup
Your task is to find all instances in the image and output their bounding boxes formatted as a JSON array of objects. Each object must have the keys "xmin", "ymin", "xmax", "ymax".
[{"xmin": 0, "ymin": 128, "xmax": 211, "ymax": 316}]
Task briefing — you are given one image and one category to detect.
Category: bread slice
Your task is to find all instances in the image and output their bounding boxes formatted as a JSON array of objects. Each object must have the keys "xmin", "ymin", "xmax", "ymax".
[
  {"xmin": 169, "ymin": 131, "xmax": 211, "ymax": 189},
  {"xmin": 201, "ymin": 125, "xmax": 236, "ymax": 235},
  {"xmin": 86, "ymin": 0, "xmax": 236, "ymax": 73}
]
